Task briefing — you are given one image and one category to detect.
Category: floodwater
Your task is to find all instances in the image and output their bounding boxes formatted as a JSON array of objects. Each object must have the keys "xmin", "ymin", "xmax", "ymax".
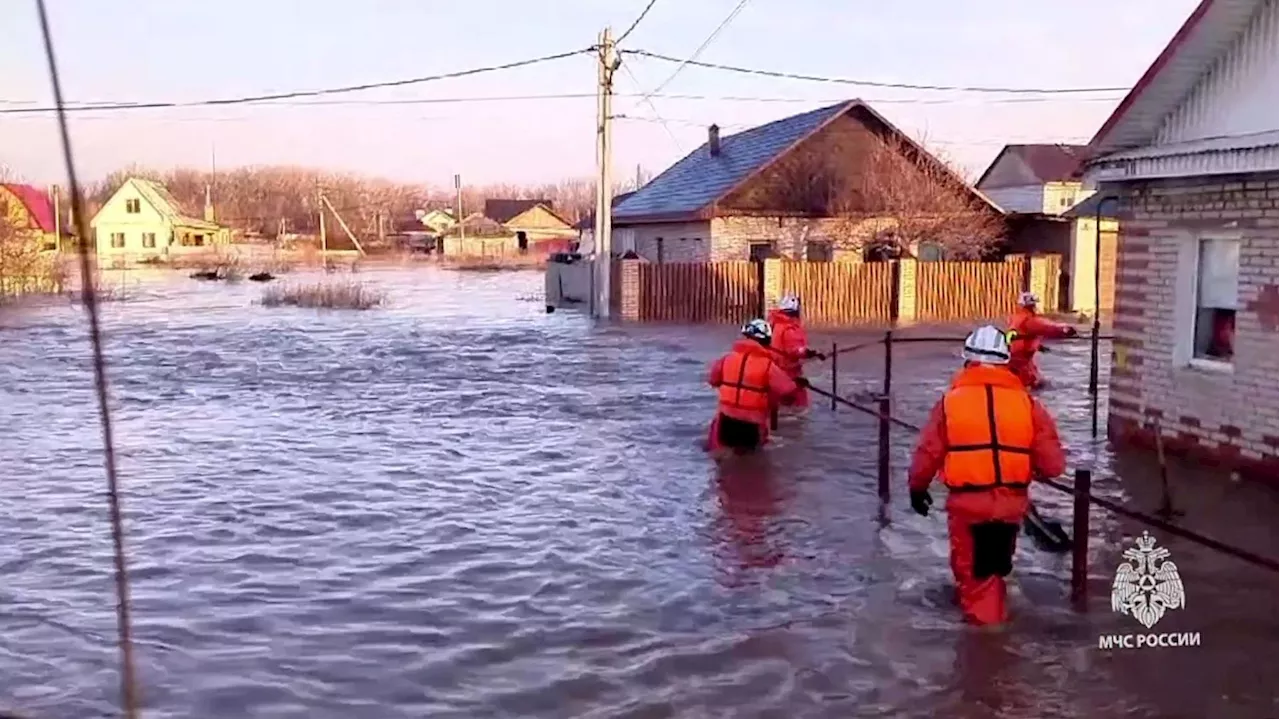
[{"xmin": 0, "ymin": 268, "xmax": 1275, "ymax": 719}]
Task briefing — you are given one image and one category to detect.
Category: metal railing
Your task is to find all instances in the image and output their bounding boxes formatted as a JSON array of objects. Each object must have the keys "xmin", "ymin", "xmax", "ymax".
[{"xmin": 820, "ymin": 329, "xmax": 1278, "ymax": 611}]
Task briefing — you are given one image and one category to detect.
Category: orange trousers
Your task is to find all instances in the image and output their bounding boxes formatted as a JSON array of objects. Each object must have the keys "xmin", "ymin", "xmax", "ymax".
[{"xmin": 944, "ymin": 489, "xmax": 1030, "ymax": 626}]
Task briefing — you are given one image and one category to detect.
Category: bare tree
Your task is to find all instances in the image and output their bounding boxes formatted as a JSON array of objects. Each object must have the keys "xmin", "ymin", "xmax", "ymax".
[
  {"xmin": 0, "ymin": 193, "xmax": 59, "ymax": 298},
  {"xmin": 764, "ymin": 132, "xmax": 1006, "ymax": 259}
]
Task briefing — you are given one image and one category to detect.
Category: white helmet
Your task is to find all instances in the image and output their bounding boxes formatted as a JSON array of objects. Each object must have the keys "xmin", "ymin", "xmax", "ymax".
[
  {"xmin": 962, "ymin": 324, "xmax": 1012, "ymax": 364},
  {"xmin": 778, "ymin": 294, "xmax": 801, "ymax": 314},
  {"xmin": 742, "ymin": 318, "xmax": 773, "ymax": 342},
  {"xmin": 1018, "ymin": 291, "xmax": 1039, "ymax": 307}
]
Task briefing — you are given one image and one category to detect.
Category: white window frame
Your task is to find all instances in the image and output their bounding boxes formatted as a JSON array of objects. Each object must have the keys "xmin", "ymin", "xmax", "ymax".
[{"xmin": 1173, "ymin": 230, "xmax": 1241, "ymax": 374}]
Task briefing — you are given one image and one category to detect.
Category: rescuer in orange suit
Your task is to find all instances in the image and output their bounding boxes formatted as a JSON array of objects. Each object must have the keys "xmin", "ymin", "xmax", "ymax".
[
  {"xmin": 766, "ymin": 294, "xmax": 825, "ymax": 409},
  {"xmin": 1007, "ymin": 291, "xmax": 1078, "ymax": 389},
  {"xmin": 706, "ymin": 319, "xmax": 804, "ymax": 455},
  {"xmin": 906, "ymin": 325, "xmax": 1067, "ymax": 627}
]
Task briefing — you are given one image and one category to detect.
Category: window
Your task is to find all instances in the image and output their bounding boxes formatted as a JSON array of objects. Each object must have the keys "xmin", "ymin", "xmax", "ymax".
[
  {"xmin": 655, "ymin": 237, "xmax": 665, "ymax": 264},
  {"xmin": 125, "ymin": 198, "xmax": 141, "ymax": 214},
  {"xmin": 192, "ymin": 234, "xmax": 205, "ymax": 247},
  {"xmin": 917, "ymin": 242, "xmax": 944, "ymax": 262},
  {"xmin": 1191, "ymin": 237, "xmax": 1238, "ymax": 363},
  {"xmin": 749, "ymin": 242, "xmax": 777, "ymax": 261},
  {"xmin": 110, "ymin": 232, "xmax": 125, "ymax": 248},
  {"xmin": 142, "ymin": 232, "xmax": 156, "ymax": 248},
  {"xmin": 805, "ymin": 240, "xmax": 833, "ymax": 262}
]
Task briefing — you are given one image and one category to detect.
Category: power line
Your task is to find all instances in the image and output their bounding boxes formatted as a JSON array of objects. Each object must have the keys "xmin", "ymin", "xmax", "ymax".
[
  {"xmin": 1, "ymin": 90, "xmax": 1124, "ymax": 117},
  {"xmin": 0, "ymin": 49, "xmax": 592, "ymax": 115},
  {"xmin": 618, "ymin": 64, "xmax": 683, "ymax": 153},
  {"xmin": 623, "ymin": 49, "xmax": 1133, "ymax": 94},
  {"xmin": 644, "ymin": 0, "xmax": 750, "ymax": 98},
  {"xmin": 617, "ymin": 0, "xmax": 660, "ymax": 43}
]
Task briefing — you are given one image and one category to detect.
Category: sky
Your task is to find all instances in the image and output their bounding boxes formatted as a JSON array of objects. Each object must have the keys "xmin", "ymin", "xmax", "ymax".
[{"xmin": 1, "ymin": 0, "xmax": 1202, "ymax": 189}]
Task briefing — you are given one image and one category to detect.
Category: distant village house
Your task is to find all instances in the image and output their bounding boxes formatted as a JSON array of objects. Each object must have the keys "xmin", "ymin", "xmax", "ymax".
[
  {"xmin": 0, "ymin": 183, "xmax": 62, "ymax": 252},
  {"xmin": 91, "ymin": 177, "xmax": 230, "ymax": 266},
  {"xmin": 442, "ymin": 199, "xmax": 575, "ymax": 257},
  {"xmin": 1082, "ymin": 0, "xmax": 1278, "ymax": 480}
]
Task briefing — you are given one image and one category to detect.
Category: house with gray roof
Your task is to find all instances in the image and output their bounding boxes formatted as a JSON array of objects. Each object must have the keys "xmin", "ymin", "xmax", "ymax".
[{"xmin": 606, "ymin": 99, "xmax": 1004, "ymax": 264}]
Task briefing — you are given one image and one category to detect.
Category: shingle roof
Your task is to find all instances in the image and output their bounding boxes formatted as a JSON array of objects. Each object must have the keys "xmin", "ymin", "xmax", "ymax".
[
  {"xmin": 0, "ymin": 183, "xmax": 56, "ymax": 233},
  {"xmin": 484, "ymin": 199, "xmax": 551, "ymax": 224},
  {"xmin": 131, "ymin": 178, "xmax": 221, "ymax": 229},
  {"xmin": 612, "ymin": 102, "xmax": 850, "ymax": 223},
  {"xmin": 975, "ymin": 144, "xmax": 1089, "ymax": 188}
]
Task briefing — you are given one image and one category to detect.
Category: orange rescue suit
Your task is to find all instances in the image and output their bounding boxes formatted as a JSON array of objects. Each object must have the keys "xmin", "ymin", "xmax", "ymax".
[
  {"xmin": 706, "ymin": 339, "xmax": 798, "ymax": 451},
  {"xmin": 908, "ymin": 363, "xmax": 1066, "ymax": 626},
  {"xmin": 1007, "ymin": 307, "xmax": 1075, "ymax": 389},
  {"xmin": 766, "ymin": 309, "xmax": 811, "ymax": 408}
]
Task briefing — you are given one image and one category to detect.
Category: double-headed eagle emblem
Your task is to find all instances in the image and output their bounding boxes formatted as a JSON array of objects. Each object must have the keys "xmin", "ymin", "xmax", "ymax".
[{"xmin": 1111, "ymin": 531, "xmax": 1185, "ymax": 628}]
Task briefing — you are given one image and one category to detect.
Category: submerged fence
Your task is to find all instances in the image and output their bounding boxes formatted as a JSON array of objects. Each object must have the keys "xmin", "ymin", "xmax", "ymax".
[
  {"xmin": 610, "ymin": 255, "xmax": 1062, "ymax": 327},
  {"xmin": 819, "ymin": 329, "xmax": 1279, "ymax": 610}
]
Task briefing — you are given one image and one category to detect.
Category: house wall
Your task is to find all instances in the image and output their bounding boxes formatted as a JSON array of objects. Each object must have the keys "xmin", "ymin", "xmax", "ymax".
[
  {"xmin": 92, "ymin": 183, "xmax": 173, "ymax": 264},
  {"xmin": 1106, "ymin": 172, "xmax": 1278, "ymax": 482},
  {"xmin": 1154, "ymin": 0, "xmax": 1278, "ymax": 146},
  {"xmin": 1070, "ymin": 217, "xmax": 1120, "ymax": 315},
  {"xmin": 505, "ymin": 206, "xmax": 576, "ymax": 238},
  {"xmin": 982, "ymin": 185, "xmax": 1044, "ymax": 213},
  {"xmin": 623, "ymin": 221, "xmax": 712, "ymax": 262},
  {"xmin": 710, "ymin": 216, "xmax": 885, "ymax": 261},
  {"xmin": 1042, "ymin": 182, "xmax": 1090, "ymax": 215}
]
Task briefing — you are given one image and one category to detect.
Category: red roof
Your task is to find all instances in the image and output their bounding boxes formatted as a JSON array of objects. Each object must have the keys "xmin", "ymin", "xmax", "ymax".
[
  {"xmin": 1, "ymin": 183, "xmax": 56, "ymax": 233},
  {"xmin": 975, "ymin": 144, "xmax": 1089, "ymax": 187}
]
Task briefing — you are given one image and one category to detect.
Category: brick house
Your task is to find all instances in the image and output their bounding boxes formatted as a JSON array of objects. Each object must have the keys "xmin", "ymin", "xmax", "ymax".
[
  {"xmin": 609, "ymin": 100, "xmax": 1004, "ymax": 263},
  {"xmin": 1080, "ymin": 0, "xmax": 1278, "ymax": 480}
]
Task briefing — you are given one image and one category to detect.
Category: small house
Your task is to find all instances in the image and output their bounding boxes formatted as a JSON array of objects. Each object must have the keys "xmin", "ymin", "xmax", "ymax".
[
  {"xmin": 441, "ymin": 199, "xmax": 575, "ymax": 257},
  {"xmin": 608, "ymin": 100, "xmax": 1005, "ymax": 264},
  {"xmin": 1080, "ymin": 0, "xmax": 1278, "ymax": 480},
  {"xmin": 0, "ymin": 183, "xmax": 60, "ymax": 251},
  {"xmin": 91, "ymin": 178, "xmax": 230, "ymax": 266},
  {"xmin": 976, "ymin": 144, "xmax": 1120, "ymax": 314}
]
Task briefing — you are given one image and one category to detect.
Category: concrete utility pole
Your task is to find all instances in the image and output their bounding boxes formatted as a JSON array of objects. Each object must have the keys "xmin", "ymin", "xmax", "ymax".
[
  {"xmin": 592, "ymin": 26, "xmax": 619, "ymax": 318},
  {"xmin": 455, "ymin": 173, "xmax": 464, "ymax": 244},
  {"xmin": 317, "ymin": 186, "xmax": 327, "ymax": 256}
]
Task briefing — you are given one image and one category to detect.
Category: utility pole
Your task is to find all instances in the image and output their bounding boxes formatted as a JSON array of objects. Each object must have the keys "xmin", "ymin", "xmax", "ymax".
[
  {"xmin": 455, "ymin": 173, "xmax": 464, "ymax": 244},
  {"xmin": 317, "ymin": 186, "xmax": 327, "ymax": 256},
  {"xmin": 51, "ymin": 185, "xmax": 62, "ymax": 253},
  {"xmin": 593, "ymin": 26, "xmax": 618, "ymax": 318}
]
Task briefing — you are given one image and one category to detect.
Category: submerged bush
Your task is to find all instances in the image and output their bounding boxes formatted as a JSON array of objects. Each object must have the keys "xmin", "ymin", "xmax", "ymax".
[{"xmin": 259, "ymin": 280, "xmax": 387, "ymax": 310}]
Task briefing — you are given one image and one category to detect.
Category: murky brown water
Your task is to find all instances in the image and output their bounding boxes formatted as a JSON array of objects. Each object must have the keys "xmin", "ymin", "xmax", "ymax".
[{"xmin": 1, "ymin": 268, "xmax": 1275, "ymax": 718}]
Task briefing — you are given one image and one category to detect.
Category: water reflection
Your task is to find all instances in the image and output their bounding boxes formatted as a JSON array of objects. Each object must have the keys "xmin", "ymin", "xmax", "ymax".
[{"xmin": 713, "ymin": 455, "xmax": 786, "ymax": 582}]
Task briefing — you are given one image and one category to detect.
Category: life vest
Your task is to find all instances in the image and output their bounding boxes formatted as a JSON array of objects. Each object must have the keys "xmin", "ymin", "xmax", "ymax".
[
  {"xmin": 718, "ymin": 349, "xmax": 775, "ymax": 412},
  {"xmin": 1007, "ymin": 308, "xmax": 1039, "ymax": 359},
  {"xmin": 941, "ymin": 365, "xmax": 1035, "ymax": 492}
]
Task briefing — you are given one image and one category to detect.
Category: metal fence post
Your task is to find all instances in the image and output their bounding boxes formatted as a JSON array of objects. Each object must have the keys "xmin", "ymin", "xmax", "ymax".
[
  {"xmin": 830, "ymin": 341, "xmax": 838, "ymax": 411},
  {"xmin": 877, "ymin": 329, "xmax": 894, "ymax": 503},
  {"xmin": 1071, "ymin": 468, "xmax": 1092, "ymax": 611}
]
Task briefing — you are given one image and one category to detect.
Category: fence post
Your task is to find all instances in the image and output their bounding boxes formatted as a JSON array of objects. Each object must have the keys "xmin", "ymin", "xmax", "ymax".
[
  {"xmin": 877, "ymin": 329, "xmax": 894, "ymax": 503},
  {"xmin": 1071, "ymin": 468, "xmax": 1092, "ymax": 611},
  {"xmin": 830, "ymin": 341, "xmax": 838, "ymax": 411},
  {"xmin": 754, "ymin": 258, "xmax": 765, "ymax": 318}
]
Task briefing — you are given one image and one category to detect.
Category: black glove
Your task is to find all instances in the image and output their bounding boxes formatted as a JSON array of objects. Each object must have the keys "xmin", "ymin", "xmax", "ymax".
[
  {"xmin": 909, "ymin": 489, "xmax": 933, "ymax": 517},
  {"xmin": 1065, "ymin": 326, "xmax": 1080, "ymax": 338},
  {"xmin": 804, "ymin": 348, "xmax": 826, "ymax": 360},
  {"xmin": 794, "ymin": 376, "xmax": 811, "ymax": 388}
]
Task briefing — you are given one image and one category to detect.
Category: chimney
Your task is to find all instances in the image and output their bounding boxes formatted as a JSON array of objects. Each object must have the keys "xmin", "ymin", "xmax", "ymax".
[{"xmin": 708, "ymin": 124, "xmax": 721, "ymax": 156}]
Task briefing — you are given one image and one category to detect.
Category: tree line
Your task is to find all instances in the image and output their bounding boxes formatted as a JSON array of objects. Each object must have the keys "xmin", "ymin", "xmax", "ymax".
[{"xmin": 77, "ymin": 165, "xmax": 653, "ymax": 241}]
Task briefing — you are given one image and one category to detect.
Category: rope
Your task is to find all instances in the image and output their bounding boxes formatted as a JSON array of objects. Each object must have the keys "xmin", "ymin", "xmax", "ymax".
[
  {"xmin": 804, "ymin": 383, "xmax": 1280, "ymax": 573},
  {"xmin": 33, "ymin": 2, "xmax": 141, "ymax": 717}
]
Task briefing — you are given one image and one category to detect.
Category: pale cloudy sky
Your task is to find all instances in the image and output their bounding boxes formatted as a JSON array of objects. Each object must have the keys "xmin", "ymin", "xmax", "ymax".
[{"xmin": 1, "ymin": 0, "xmax": 1199, "ymax": 188}]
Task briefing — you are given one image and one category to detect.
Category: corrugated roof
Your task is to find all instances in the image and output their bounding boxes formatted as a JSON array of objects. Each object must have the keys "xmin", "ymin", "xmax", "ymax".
[
  {"xmin": 975, "ymin": 144, "xmax": 1089, "ymax": 188},
  {"xmin": 612, "ymin": 102, "xmax": 852, "ymax": 222},
  {"xmin": 0, "ymin": 183, "xmax": 56, "ymax": 233},
  {"xmin": 1084, "ymin": 0, "xmax": 1266, "ymax": 159}
]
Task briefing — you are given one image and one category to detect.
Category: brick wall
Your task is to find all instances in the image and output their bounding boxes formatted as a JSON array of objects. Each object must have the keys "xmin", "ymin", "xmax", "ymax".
[
  {"xmin": 710, "ymin": 216, "xmax": 888, "ymax": 261},
  {"xmin": 622, "ymin": 221, "xmax": 711, "ymax": 262},
  {"xmin": 1106, "ymin": 172, "xmax": 1279, "ymax": 482}
]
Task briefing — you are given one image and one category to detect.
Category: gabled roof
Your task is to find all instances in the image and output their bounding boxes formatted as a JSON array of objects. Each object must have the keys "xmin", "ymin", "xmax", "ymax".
[
  {"xmin": 974, "ymin": 144, "xmax": 1089, "ymax": 188},
  {"xmin": 97, "ymin": 177, "xmax": 221, "ymax": 229},
  {"xmin": 0, "ymin": 183, "xmax": 56, "ymax": 232},
  {"xmin": 484, "ymin": 199, "xmax": 551, "ymax": 224},
  {"xmin": 1084, "ymin": 0, "xmax": 1271, "ymax": 158},
  {"xmin": 612, "ymin": 99, "xmax": 1001, "ymax": 223}
]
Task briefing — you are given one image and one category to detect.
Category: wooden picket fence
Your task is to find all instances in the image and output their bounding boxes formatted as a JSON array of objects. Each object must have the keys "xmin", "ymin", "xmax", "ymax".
[
  {"xmin": 777, "ymin": 261, "xmax": 896, "ymax": 325},
  {"xmin": 612, "ymin": 256, "xmax": 1057, "ymax": 326},
  {"xmin": 633, "ymin": 261, "xmax": 757, "ymax": 323},
  {"xmin": 915, "ymin": 259, "xmax": 1027, "ymax": 322}
]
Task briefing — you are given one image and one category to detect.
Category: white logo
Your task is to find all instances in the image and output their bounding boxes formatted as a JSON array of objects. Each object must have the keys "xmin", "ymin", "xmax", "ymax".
[{"xmin": 1111, "ymin": 531, "xmax": 1185, "ymax": 628}]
